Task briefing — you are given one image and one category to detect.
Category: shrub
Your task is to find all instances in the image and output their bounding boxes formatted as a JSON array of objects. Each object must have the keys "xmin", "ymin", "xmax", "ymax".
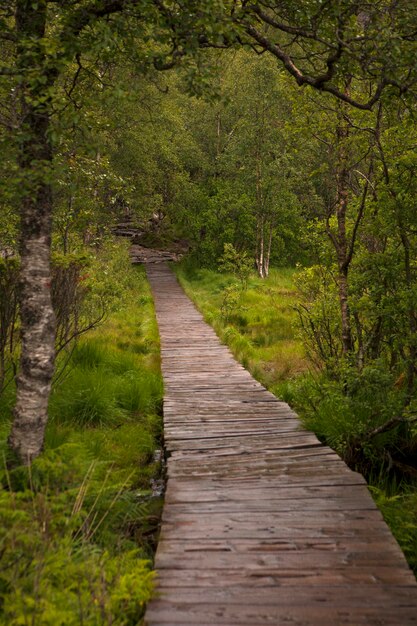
[
  {"xmin": 218, "ymin": 243, "xmax": 252, "ymax": 289},
  {"xmin": 371, "ymin": 488, "xmax": 417, "ymax": 574},
  {"xmin": 287, "ymin": 364, "xmax": 408, "ymax": 469},
  {"xmin": 0, "ymin": 480, "xmax": 154, "ymax": 626},
  {"xmin": 220, "ymin": 283, "xmax": 242, "ymax": 320}
]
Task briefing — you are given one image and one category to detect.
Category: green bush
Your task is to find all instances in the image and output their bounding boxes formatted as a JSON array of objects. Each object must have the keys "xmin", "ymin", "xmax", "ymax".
[
  {"xmin": 0, "ymin": 478, "xmax": 154, "ymax": 626},
  {"xmin": 220, "ymin": 283, "xmax": 242, "ymax": 320},
  {"xmin": 286, "ymin": 364, "xmax": 408, "ymax": 467}
]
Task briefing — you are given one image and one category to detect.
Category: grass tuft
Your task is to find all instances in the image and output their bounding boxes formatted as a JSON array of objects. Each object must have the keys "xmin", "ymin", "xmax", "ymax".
[{"xmin": 50, "ymin": 366, "xmax": 128, "ymax": 426}]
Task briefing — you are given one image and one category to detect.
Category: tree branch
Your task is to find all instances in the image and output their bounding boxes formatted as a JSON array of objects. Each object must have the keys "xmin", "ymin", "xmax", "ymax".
[
  {"xmin": 362, "ymin": 414, "xmax": 417, "ymax": 442},
  {"xmin": 243, "ymin": 24, "xmax": 388, "ymax": 110}
]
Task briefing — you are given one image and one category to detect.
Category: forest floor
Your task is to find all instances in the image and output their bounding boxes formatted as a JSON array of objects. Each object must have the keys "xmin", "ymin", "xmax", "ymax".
[{"xmin": 1, "ymin": 243, "xmax": 415, "ymax": 624}]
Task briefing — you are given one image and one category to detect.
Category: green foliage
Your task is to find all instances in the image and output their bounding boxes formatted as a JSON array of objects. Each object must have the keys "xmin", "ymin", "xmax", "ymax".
[
  {"xmin": 83, "ymin": 239, "xmax": 139, "ymax": 315},
  {"xmin": 117, "ymin": 371, "xmax": 163, "ymax": 415},
  {"xmin": 220, "ymin": 283, "xmax": 242, "ymax": 321},
  {"xmin": 218, "ymin": 243, "xmax": 252, "ymax": 290},
  {"xmin": 0, "ymin": 206, "xmax": 18, "ymax": 252},
  {"xmin": 0, "ymin": 257, "xmax": 19, "ymax": 395},
  {"xmin": 294, "ymin": 263, "xmax": 342, "ymax": 369},
  {"xmin": 0, "ymin": 474, "xmax": 154, "ymax": 626},
  {"xmin": 51, "ymin": 337, "xmax": 162, "ymax": 427},
  {"xmin": 0, "ymin": 264, "xmax": 162, "ymax": 623},
  {"xmin": 282, "ymin": 365, "xmax": 406, "ymax": 463},
  {"xmin": 50, "ymin": 366, "xmax": 128, "ymax": 427},
  {"xmin": 371, "ymin": 488, "xmax": 417, "ymax": 574}
]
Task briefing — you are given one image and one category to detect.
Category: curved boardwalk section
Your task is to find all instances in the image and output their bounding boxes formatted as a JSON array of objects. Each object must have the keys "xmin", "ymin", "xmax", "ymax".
[{"xmin": 145, "ymin": 264, "xmax": 417, "ymax": 625}]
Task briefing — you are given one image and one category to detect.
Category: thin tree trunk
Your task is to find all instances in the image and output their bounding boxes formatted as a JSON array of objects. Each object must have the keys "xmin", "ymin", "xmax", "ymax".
[
  {"xmin": 255, "ymin": 146, "xmax": 266, "ymax": 279},
  {"xmin": 63, "ymin": 195, "xmax": 73, "ymax": 254},
  {"xmin": 375, "ymin": 107, "xmax": 416, "ymax": 397},
  {"xmin": 8, "ymin": 0, "xmax": 56, "ymax": 463},
  {"xmin": 338, "ymin": 266, "xmax": 353, "ymax": 354},
  {"xmin": 257, "ymin": 217, "xmax": 265, "ymax": 278},
  {"xmin": 215, "ymin": 111, "xmax": 221, "ymax": 178},
  {"xmin": 397, "ymin": 217, "xmax": 417, "ymax": 397},
  {"xmin": 334, "ymin": 91, "xmax": 354, "ymax": 356},
  {"xmin": 264, "ymin": 221, "xmax": 273, "ymax": 278},
  {"xmin": 336, "ymin": 154, "xmax": 353, "ymax": 355},
  {"xmin": 255, "ymin": 218, "xmax": 261, "ymax": 274}
]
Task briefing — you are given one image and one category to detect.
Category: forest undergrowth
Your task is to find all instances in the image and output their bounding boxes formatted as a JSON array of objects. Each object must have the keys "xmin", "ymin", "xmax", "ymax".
[
  {"xmin": 0, "ymin": 249, "xmax": 163, "ymax": 625},
  {"xmin": 176, "ymin": 261, "xmax": 417, "ymax": 576}
]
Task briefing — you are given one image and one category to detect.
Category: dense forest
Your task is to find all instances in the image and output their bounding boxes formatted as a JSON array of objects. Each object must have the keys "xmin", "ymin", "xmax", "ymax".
[{"xmin": 1, "ymin": 0, "xmax": 417, "ymax": 623}]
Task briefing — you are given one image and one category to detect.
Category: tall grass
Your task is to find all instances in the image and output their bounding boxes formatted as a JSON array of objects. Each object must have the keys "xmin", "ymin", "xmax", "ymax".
[{"xmin": 50, "ymin": 341, "xmax": 162, "ymax": 426}]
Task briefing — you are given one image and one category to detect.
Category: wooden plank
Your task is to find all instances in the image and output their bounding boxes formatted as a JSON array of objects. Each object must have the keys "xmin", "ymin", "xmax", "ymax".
[
  {"xmin": 164, "ymin": 482, "xmax": 370, "ymax": 502},
  {"xmin": 144, "ymin": 263, "xmax": 417, "ymax": 626},
  {"xmin": 146, "ymin": 604, "xmax": 417, "ymax": 625},
  {"xmin": 148, "ymin": 585, "xmax": 417, "ymax": 606},
  {"xmin": 153, "ymin": 566, "xmax": 416, "ymax": 587}
]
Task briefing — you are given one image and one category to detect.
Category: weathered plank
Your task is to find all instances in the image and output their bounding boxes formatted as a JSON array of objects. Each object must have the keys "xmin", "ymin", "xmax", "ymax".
[{"xmin": 144, "ymin": 263, "xmax": 417, "ymax": 626}]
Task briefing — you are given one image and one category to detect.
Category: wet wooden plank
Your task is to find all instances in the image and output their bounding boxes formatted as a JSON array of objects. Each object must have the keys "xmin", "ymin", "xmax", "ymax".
[{"xmin": 144, "ymin": 263, "xmax": 417, "ymax": 626}]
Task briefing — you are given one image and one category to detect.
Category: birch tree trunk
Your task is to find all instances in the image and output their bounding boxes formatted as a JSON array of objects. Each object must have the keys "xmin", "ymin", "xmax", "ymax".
[
  {"xmin": 255, "ymin": 146, "xmax": 266, "ymax": 278},
  {"xmin": 264, "ymin": 222, "xmax": 273, "ymax": 278},
  {"xmin": 256, "ymin": 216, "xmax": 265, "ymax": 278},
  {"xmin": 8, "ymin": 0, "xmax": 56, "ymax": 463}
]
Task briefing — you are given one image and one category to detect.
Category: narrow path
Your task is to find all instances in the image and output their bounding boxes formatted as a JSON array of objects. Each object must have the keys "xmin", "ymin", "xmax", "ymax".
[{"xmin": 145, "ymin": 263, "xmax": 417, "ymax": 626}]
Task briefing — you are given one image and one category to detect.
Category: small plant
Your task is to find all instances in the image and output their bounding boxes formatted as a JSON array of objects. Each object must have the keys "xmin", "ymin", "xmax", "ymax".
[
  {"xmin": 220, "ymin": 283, "xmax": 242, "ymax": 321},
  {"xmin": 0, "ymin": 457, "xmax": 155, "ymax": 626},
  {"xmin": 218, "ymin": 243, "xmax": 252, "ymax": 290}
]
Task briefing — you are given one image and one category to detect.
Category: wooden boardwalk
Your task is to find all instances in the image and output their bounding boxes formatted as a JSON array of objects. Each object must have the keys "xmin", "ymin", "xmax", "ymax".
[{"xmin": 145, "ymin": 263, "xmax": 417, "ymax": 626}]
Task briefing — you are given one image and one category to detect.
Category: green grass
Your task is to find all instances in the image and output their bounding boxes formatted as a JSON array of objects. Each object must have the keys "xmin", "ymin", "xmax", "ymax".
[
  {"xmin": 0, "ymin": 259, "xmax": 163, "ymax": 625},
  {"xmin": 371, "ymin": 487, "xmax": 417, "ymax": 574}
]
